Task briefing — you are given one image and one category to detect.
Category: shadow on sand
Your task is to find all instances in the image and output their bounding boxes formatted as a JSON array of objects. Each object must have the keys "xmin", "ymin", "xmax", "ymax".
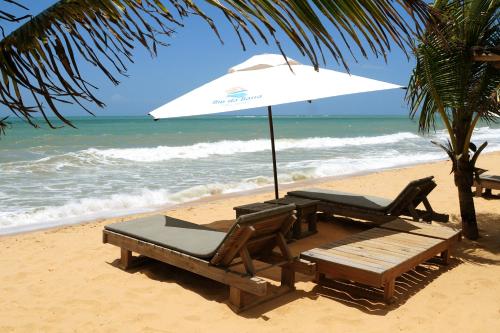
[
  {"xmin": 105, "ymin": 213, "xmax": 478, "ymax": 318},
  {"xmin": 312, "ymin": 258, "xmax": 460, "ymax": 315},
  {"xmin": 451, "ymin": 212, "xmax": 500, "ymax": 265}
]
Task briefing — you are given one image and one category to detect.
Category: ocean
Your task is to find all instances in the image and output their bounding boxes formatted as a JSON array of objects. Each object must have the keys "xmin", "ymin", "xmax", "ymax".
[{"xmin": 1, "ymin": 115, "xmax": 499, "ymax": 235}]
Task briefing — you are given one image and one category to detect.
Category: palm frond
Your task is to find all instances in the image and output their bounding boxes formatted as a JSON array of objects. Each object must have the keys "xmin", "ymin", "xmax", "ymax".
[
  {"xmin": 0, "ymin": 0, "xmax": 430, "ymax": 132},
  {"xmin": 0, "ymin": 115, "xmax": 9, "ymax": 136},
  {"xmin": 406, "ymin": 0, "xmax": 499, "ymax": 155}
]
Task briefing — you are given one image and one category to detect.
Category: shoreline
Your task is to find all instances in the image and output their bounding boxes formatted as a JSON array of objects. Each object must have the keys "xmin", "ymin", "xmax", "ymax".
[
  {"xmin": 0, "ymin": 153, "xmax": 452, "ymax": 237},
  {"xmin": 2, "ymin": 120, "xmax": 499, "ymax": 238},
  {"xmin": 1, "ymin": 151, "xmax": 498, "ymax": 237}
]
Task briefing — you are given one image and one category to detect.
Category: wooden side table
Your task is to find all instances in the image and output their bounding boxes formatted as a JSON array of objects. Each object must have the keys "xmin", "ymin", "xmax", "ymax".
[
  {"xmin": 233, "ymin": 202, "xmax": 282, "ymax": 218},
  {"xmin": 265, "ymin": 196, "xmax": 319, "ymax": 239}
]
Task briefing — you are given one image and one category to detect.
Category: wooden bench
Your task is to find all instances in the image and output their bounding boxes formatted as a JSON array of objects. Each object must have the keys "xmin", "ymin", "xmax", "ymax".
[{"xmin": 301, "ymin": 225, "xmax": 460, "ymax": 303}]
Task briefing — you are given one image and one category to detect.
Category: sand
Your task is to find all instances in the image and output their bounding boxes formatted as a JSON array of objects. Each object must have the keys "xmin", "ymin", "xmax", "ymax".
[{"xmin": 1, "ymin": 152, "xmax": 499, "ymax": 332}]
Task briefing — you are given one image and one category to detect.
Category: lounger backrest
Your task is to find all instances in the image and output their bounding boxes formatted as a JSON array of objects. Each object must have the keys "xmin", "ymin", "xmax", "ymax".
[
  {"xmin": 210, "ymin": 204, "xmax": 296, "ymax": 267},
  {"xmin": 386, "ymin": 176, "xmax": 436, "ymax": 215},
  {"xmin": 410, "ymin": 178, "xmax": 437, "ymax": 206}
]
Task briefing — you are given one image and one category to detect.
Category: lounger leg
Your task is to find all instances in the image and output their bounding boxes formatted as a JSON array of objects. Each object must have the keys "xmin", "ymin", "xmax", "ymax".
[
  {"xmin": 292, "ymin": 209, "xmax": 303, "ymax": 239},
  {"xmin": 281, "ymin": 264, "xmax": 295, "ymax": 289},
  {"xmin": 314, "ymin": 272, "xmax": 325, "ymax": 283},
  {"xmin": 475, "ymin": 185, "xmax": 483, "ymax": 197},
  {"xmin": 229, "ymin": 286, "xmax": 247, "ymax": 312},
  {"xmin": 408, "ymin": 204, "xmax": 420, "ymax": 222},
  {"xmin": 441, "ymin": 250, "xmax": 450, "ymax": 265},
  {"xmin": 384, "ymin": 279, "xmax": 396, "ymax": 304},
  {"xmin": 485, "ymin": 188, "xmax": 492, "ymax": 196},
  {"xmin": 308, "ymin": 211, "xmax": 318, "ymax": 234},
  {"xmin": 120, "ymin": 248, "xmax": 132, "ymax": 270},
  {"xmin": 422, "ymin": 198, "xmax": 434, "ymax": 222}
]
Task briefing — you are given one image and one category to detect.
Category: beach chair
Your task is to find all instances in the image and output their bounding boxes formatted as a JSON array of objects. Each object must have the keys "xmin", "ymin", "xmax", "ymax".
[
  {"xmin": 287, "ymin": 176, "xmax": 449, "ymax": 224},
  {"xmin": 102, "ymin": 205, "xmax": 315, "ymax": 312},
  {"xmin": 474, "ymin": 173, "xmax": 500, "ymax": 197}
]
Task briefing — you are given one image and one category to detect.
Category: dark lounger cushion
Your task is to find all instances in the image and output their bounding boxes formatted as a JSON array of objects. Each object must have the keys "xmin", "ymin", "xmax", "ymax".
[
  {"xmin": 481, "ymin": 174, "xmax": 500, "ymax": 182},
  {"xmin": 288, "ymin": 188, "xmax": 392, "ymax": 211},
  {"xmin": 105, "ymin": 215, "xmax": 227, "ymax": 259}
]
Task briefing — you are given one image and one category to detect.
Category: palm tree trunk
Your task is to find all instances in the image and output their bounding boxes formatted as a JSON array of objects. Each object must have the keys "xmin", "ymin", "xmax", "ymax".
[{"xmin": 454, "ymin": 155, "xmax": 479, "ymax": 240}]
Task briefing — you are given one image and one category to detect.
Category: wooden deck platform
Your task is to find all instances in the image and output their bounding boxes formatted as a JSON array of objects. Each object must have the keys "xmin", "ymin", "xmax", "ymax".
[{"xmin": 301, "ymin": 226, "xmax": 458, "ymax": 303}]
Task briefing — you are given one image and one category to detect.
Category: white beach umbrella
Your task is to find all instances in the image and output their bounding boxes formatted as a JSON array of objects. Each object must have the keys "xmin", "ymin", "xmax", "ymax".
[{"xmin": 150, "ymin": 54, "xmax": 402, "ymax": 199}]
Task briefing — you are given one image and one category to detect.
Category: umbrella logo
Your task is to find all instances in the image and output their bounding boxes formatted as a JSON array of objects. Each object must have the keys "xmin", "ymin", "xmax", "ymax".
[
  {"xmin": 226, "ymin": 88, "xmax": 248, "ymax": 98},
  {"xmin": 212, "ymin": 87, "xmax": 262, "ymax": 105}
]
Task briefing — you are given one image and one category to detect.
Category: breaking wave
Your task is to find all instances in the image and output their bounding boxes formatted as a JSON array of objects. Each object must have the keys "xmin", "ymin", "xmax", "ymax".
[
  {"xmin": 0, "ymin": 150, "xmax": 447, "ymax": 235},
  {"xmin": 1, "ymin": 126, "xmax": 499, "ymax": 235}
]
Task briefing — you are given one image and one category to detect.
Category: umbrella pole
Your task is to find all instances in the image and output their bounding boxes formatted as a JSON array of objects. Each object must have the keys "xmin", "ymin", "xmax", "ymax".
[{"xmin": 267, "ymin": 106, "xmax": 279, "ymax": 200}]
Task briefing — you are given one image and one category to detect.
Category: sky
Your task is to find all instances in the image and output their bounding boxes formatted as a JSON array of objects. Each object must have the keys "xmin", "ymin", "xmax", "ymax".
[{"xmin": 4, "ymin": 1, "xmax": 419, "ymax": 117}]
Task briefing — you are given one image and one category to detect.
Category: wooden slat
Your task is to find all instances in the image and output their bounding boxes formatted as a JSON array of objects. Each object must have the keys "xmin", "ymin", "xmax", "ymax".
[
  {"xmin": 339, "ymin": 239, "xmax": 423, "ymax": 258},
  {"xmin": 347, "ymin": 227, "xmax": 440, "ymax": 245},
  {"xmin": 335, "ymin": 232, "xmax": 435, "ymax": 250},
  {"xmin": 301, "ymin": 250, "xmax": 385, "ymax": 273},
  {"xmin": 331, "ymin": 231, "xmax": 437, "ymax": 252},
  {"xmin": 325, "ymin": 236, "xmax": 424, "ymax": 258},
  {"xmin": 339, "ymin": 238, "xmax": 430, "ymax": 258},
  {"xmin": 319, "ymin": 248, "xmax": 399, "ymax": 272},
  {"xmin": 218, "ymin": 226, "xmax": 255, "ymax": 266},
  {"xmin": 348, "ymin": 229, "xmax": 441, "ymax": 249},
  {"xmin": 315, "ymin": 260, "xmax": 383, "ymax": 287},
  {"xmin": 363, "ymin": 228, "xmax": 441, "ymax": 245},
  {"xmin": 380, "ymin": 219, "xmax": 461, "ymax": 240},
  {"xmin": 312, "ymin": 246, "xmax": 396, "ymax": 269},
  {"xmin": 328, "ymin": 244, "xmax": 411, "ymax": 265}
]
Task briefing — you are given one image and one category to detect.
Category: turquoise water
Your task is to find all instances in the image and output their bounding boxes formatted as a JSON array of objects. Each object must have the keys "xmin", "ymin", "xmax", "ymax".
[{"xmin": 1, "ymin": 115, "xmax": 499, "ymax": 234}]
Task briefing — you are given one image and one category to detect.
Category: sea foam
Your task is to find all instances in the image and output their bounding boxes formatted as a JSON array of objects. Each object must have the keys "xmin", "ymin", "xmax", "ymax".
[
  {"xmin": 84, "ymin": 132, "xmax": 421, "ymax": 162},
  {"xmin": 2, "ymin": 126, "xmax": 500, "ymax": 235}
]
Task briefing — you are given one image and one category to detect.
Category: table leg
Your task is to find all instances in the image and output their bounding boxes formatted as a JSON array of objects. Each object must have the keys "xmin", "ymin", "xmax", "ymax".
[
  {"xmin": 292, "ymin": 209, "xmax": 303, "ymax": 239},
  {"xmin": 308, "ymin": 210, "xmax": 318, "ymax": 233},
  {"xmin": 384, "ymin": 278, "xmax": 396, "ymax": 304}
]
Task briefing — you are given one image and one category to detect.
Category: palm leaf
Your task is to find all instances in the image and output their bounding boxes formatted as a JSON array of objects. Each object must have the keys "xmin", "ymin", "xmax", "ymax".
[
  {"xmin": 0, "ymin": 115, "xmax": 9, "ymax": 136},
  {"xmin": 406, "ymin": 0, "xmax": 499, "ymax": 155},
  {"xmin": 0, "ymin": 0, "xmax": 429, "ymax": 132}
]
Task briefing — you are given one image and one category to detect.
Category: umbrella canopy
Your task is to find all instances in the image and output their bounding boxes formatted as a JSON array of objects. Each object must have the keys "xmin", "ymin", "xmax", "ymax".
[
  {"xmin": 150, "ymin": 54, "xmax": 402, "ymax": 199},
  {"xmin": 150, "ymin": 54, "xmax": 401, "ymax": 118}
]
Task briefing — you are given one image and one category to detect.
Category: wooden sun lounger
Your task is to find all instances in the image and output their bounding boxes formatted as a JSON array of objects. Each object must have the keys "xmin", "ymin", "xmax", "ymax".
[
  {"xmin": 287, "ymin": 176, "xmax": 449, "ymax": 224},
  {"xmin": 301, "ymin": 224, "xmax": 461, "ymax": 303},
  {"xmin": 473, "ymin": 174, "xmax": 500, "ymax": 197},
  {"xmin": 102, "ymin": 205, "xmax": 315, "ymax": 312}
]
